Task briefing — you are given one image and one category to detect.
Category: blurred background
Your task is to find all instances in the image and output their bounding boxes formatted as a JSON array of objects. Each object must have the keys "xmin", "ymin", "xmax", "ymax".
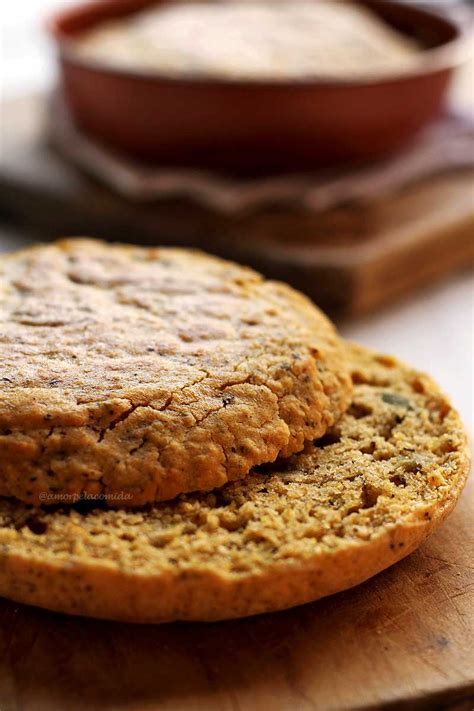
[
  {"xmin": 0, "ymin": 0, "xmax": 473, "ymax": 426},
  {"xmin": 0, "ymin": 1, "xmax": 472, "ymax": 98}
]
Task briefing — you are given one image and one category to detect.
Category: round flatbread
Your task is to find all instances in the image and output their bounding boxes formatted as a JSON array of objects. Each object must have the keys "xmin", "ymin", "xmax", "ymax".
[
  {"xmin": 0, "ymin": 238, "xmax": 352, "ymax": 507},
  {"xmin": 0, "ymin": 344, "xmax": 468, "ymax": 622}
]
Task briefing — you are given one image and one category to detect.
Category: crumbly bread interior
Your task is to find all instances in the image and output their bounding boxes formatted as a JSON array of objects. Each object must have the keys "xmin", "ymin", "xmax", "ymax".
[{"xmin": 0, "ymin": 344, "xmax": 467, "ymax": 579}]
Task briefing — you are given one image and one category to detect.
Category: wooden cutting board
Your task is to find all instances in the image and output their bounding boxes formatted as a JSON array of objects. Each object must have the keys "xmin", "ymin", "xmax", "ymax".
[
  {"xmin": 0, "ymin": 475, "xmax": 472, "ymax": 711},
  {"xmin": 0, "ymin": 95, "xmax": 473, "ymax": 318}
]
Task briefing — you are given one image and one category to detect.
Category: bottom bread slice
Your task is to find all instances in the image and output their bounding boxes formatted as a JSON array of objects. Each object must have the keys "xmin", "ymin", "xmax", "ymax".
[{"xmin": 0, "ymin": 343, "xmax": 469, "ymax": 622}]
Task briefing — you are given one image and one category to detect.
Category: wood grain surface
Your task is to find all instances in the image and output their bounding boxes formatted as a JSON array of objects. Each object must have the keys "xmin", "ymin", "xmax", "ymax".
[
  {"xmin": 0, "ymin": 475, "xmax": 472, "ymax": 711},
  {"xmin": 0, "ymin": 95, "xmax": 473, "ymax": 318}
]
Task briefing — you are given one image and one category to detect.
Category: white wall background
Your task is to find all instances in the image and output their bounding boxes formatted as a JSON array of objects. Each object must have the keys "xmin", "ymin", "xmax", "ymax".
[{"xmin": 1, "ymin": 1, "xmax": 73, "ymax": 99}]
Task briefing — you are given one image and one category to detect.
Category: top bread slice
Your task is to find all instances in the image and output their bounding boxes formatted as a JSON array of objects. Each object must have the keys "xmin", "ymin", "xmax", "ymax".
[{"xmin": 0, "ymin": 238, "xmax": 352, "ymax": 506}]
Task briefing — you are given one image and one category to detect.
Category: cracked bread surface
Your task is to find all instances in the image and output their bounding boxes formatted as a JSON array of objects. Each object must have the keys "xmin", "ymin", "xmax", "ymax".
[
  {"xmin": 0, "ymin": 238, "xmax": 352, "ymax": 506},
  {"xmin": 0, "ymin": 344, "xmax": 469, "ymax": 622}
]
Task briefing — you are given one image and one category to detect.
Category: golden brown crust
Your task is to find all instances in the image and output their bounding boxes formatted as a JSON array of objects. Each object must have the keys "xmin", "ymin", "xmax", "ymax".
[
  {"xmin": 0, "ymin": 344, "xmax": 469, "ymax": 622},
  {"xmin": 0, "ymin": 238, "xmax": 351, "ymax": 506}
]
